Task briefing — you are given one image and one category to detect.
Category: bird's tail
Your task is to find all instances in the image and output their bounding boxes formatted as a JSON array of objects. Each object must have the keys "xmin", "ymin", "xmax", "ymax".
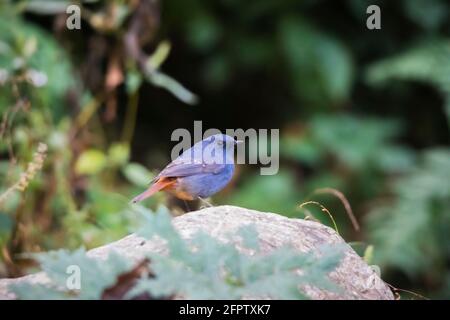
[{"xmin": 130, "ymin": 179, "xmax": 175, "ymax": 203}]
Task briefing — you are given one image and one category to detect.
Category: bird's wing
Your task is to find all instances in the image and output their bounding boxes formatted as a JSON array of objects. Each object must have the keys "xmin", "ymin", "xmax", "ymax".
[{"xmin": 153, "ymin": 159, "xmax": 226, "ymax": 181}]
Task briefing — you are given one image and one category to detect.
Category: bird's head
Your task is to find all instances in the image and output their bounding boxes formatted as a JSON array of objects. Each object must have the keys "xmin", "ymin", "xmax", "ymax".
[
  {"xmin": 196, "ymin": 134, "xmax": 241, "ymax": 164},
  {"xmin": 206, "ymin": 134, "xmax": 241, "ymax": 150}
]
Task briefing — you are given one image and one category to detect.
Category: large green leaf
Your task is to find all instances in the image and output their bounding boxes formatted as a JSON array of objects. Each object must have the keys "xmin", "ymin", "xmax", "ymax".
[
  {"xmin": 366, "ymin": 40, "xmax": 450, "ymax": 124},
  {"xmin": 279, "ymin": 17, "xmax": 354, "ymax": 105}
]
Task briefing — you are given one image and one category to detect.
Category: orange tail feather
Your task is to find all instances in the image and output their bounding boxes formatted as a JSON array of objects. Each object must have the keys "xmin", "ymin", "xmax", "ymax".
[{"xmin": 131, "ymin": 179, "xmax": 175, "ymax": 203}]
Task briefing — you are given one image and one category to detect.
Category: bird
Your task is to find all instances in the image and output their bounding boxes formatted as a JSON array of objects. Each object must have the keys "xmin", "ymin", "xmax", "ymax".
[{"xmin": 131, "ymin": 134, "xmax": 241, "ymax": 205}]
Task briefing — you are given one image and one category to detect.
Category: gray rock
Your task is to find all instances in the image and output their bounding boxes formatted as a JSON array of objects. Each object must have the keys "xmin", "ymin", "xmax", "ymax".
[{"xmin": 0, "ymin": 205, "xmax": 394, "ymax": 300}]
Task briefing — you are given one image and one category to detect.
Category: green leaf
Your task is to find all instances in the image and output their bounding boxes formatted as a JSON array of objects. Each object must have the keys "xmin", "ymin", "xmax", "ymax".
[
  {"xmin": 122, "ymin": 163, "xmax": 153, "ymax": 187},
  {"xmin": 366, "ymin": 40, "xmax": 450, "ymax": 124},
  {"xmin": 145, "ymin": 70, "xmax": 198, "ymax": 105},
  {"xmin": 135, "ymin": 205, "xmax": 189, "ymax": 260},
  {"xmin": 366, "ymin": 40, "xmax": 450, "ymax": 90},
  {"xmin": 0, "ymin": 13, "xmax": 76, "ymax": 120},
  {"xmin": 279, "ymin": 17, "xmax": 354, "ymax": 104},
  {"xmin": 147, "ymin": 41, "xmax": 171, "ymax": 70},
  {"xmin": 10, "ymin": 282, "xmax": 70, "ymax": 300},
  {"xmin": 280, "ymin": 134, "xmax": 323, "ymax": 166},
  {"xmin": 108, "ymin": 143, "xmax": 130, "ymax": 167},
  {"xmin": 403, "ymin": 0, "xmax": 449, "ymax": 31},
  {"xmin": 186, "ymin": 12, "xmax": 221, "ymax": 51},
  {"xmin": 10, "ymin": 248, "xmax": 133, "ymax": 299},
  {"xmin": 310, "ymin": 115, "xmax": 404, "ymax": 171},
  {"xmin": 75, "ymin": 149, "xmax": 107, "ymax": 175}
]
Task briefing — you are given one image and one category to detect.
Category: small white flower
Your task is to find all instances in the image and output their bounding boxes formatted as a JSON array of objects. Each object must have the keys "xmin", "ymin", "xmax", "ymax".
[{"xmin": 27, "ymin": 69, "xmax": 48, "ymax": 87}]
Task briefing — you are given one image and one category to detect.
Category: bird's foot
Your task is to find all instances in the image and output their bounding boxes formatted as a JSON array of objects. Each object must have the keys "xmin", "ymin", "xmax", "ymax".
[{"xmin": 198, "ymin": 197, "xmax": 213, "ymax": 208}]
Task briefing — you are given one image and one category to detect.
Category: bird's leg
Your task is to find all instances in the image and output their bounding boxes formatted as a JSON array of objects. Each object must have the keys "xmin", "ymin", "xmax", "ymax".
[
  {"xmin": 183, "ymin": 200, "xmax": 191, "ymax": 212},
  {"xmin": 198, "ymin": 197, "xmax": 213, "ymax": 207}
]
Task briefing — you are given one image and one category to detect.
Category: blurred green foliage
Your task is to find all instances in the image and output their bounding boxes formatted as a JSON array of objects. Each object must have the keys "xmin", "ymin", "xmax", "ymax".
[
  {"xmin": 0, "ymin": 0, "xmax": 449, "ymax": 299},
  {"xmin": 367, "ymin": 39, "xmax": 450, "ymax": 124},
  {"xmin": 367, "ymin": 149, "xmax": 450, "ymax": 297}
]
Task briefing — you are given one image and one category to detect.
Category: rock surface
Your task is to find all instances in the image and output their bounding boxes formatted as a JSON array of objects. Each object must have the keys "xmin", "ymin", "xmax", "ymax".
[{"xmin": 0, "ymin": 205, "xmax": 394, "ymax": 300}]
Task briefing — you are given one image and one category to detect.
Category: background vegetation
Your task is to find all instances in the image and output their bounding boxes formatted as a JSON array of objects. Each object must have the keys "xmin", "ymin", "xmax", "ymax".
[{"xmin": 0, "ymin": 0, "xmax": 449, "ymax": 298}]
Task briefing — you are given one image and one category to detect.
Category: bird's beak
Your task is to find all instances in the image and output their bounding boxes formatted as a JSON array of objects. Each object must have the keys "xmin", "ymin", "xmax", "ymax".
[{"xmin": 235, "ymin": 140, "xmax": 243, "ymax": 145}]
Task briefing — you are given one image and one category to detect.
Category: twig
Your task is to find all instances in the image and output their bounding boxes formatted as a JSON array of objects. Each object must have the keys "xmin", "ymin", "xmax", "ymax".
[
  {"xmin": 313, "ymin": 188, "xmax": 360, "ymax": 231},
  {"xmin": 386, "ymin": 283, "xmax": 429, "ymax": 300},
  {"xmin": 299, "ymin": 201, "xmax": 339, "ymax": 235}
]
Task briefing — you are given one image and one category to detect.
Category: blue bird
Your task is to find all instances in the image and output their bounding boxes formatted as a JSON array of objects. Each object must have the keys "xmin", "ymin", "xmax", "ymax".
[{"xmin": 131, "ymin": 134, "xmax": 240, "ymax": 204}]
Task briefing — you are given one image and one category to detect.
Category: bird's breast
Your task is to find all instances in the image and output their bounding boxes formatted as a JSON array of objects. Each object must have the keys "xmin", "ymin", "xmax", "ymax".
[{"xmin": 175, "ymin": 164, "xmax": 234, "ymax": 199}]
